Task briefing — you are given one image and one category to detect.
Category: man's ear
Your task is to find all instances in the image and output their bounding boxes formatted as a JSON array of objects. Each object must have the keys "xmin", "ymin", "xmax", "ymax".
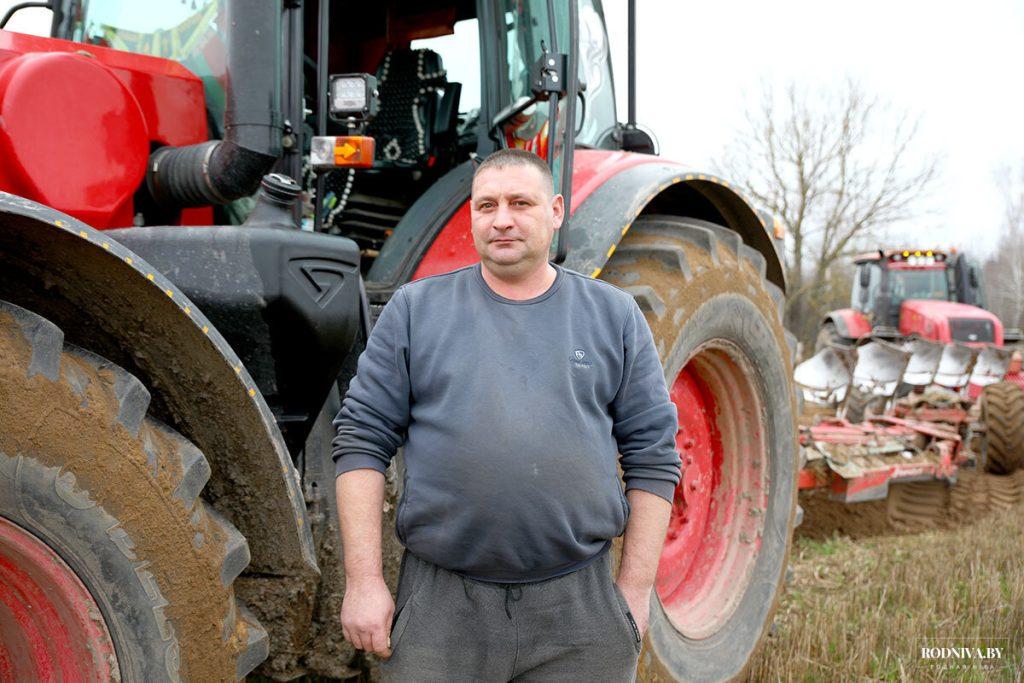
[{"xmin": 551, "ymin": 194, "xmax": 565, "ymax": 230}]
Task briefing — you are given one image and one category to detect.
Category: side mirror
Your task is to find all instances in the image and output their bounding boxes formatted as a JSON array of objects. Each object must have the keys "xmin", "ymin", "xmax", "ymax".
[
  {"xmin": 616, "ymin": 125, "xmax": 657, "ymax": 155},
  {"xmin": 969, "ymin": 265, "xmax": 979, "ymax": 290},
  {"xmin": 859, "ymin": 267, "xmax": 871, "ymax": 288},
  {"xmin": 490, "ymin": 95, "xmax": 538, "ymax": 142}
]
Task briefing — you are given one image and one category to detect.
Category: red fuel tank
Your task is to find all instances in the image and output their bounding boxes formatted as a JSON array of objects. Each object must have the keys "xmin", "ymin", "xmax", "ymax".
[{"xmin": 0, "ymin": 31, "xmax": 209, "ymax": 228}]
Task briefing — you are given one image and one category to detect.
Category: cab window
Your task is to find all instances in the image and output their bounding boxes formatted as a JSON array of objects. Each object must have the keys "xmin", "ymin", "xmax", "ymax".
[
  {"xmin": 852, "ymin": 263, "xmax": 881, "ymax": 312},
  {"xmin": 576, "ymin": 0, "xmax": 616, "ymax": 147}
]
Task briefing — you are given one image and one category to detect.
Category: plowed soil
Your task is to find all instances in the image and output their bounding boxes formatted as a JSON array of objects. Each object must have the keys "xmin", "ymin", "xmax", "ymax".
[{"xmin": 797, "ymin": 469, "xmax": 1024, "ymax": 542}]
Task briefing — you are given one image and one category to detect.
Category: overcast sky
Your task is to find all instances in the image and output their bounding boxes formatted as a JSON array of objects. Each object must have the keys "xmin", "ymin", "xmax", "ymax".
[
  {"xmin": 601, "ymin": 1, "xmax": 1024, "ymax": 257},
  {"xmin": 4, "ymin": 1, "xmax": 1021, "ymax": 258}
]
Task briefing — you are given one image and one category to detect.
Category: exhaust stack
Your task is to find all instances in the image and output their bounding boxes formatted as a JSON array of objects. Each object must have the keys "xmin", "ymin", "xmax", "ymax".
[{"xmin": 145, "ymin": 0, "xmax": 283, "ymax": 207}]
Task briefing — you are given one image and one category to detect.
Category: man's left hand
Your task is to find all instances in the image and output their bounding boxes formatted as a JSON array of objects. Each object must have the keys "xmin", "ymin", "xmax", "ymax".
[
  {"xmin": 615, "ymin": 488, "xmax": 674, "ymax": 644},
  {"xmin": 615, "ymin": 581, "xmax": 652, "ymax": 640}
]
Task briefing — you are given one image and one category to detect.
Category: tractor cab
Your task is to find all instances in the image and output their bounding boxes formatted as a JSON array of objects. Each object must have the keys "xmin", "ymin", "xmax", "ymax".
[
  {"xmin": 50, "ymin": 0, "xmax": 620, "ymax": 280},
  {"xmin": 839, "ymin": 248, "xmax": 1002, "ymax": 346},
  {"xmin": 851, "ymin": 249, "xmax": 953, "ymax": 330}
]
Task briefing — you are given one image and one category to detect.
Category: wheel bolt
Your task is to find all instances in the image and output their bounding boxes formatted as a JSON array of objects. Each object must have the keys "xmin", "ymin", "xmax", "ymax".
[
  {"xmin": 683, "ymin": 438, "xmax": 695, "ymax": 449},
  {"xmin": 685, "ymin": 456, "xmax": 693, "ymax": 465},
  {"xmin": 689, "ymin": 481, "xmax": 698, "ymax": 492}
]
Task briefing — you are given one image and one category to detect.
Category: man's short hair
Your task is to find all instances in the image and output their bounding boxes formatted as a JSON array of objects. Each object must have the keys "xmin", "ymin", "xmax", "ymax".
[{"xmin": 473, "ymin": 148, "xmax": 555, "ymax": 196}]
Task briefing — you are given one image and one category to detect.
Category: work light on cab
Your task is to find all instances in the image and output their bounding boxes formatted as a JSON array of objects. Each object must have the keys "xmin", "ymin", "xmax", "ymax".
[
  {"xmin": 310, "ymin": 73, "xmax": 379, "ymax": 170},
  {"xmin": 329, "ymin": 74, "xmax": 378, "ymax": 122}
]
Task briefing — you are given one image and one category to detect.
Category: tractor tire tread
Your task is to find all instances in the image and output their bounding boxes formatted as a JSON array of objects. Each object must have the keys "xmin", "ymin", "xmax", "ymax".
[
  {"xmin": 982, "ymin": 381, "xmax": 1024, "ymax": 474},
  {"xmin": 699, "ymin": 221, "xmax": 743, "ymax": 258},
  {"xmin": 235, "ymin": 603, "xmax": 271, "ymax": 680},
  {"xmin": 615, "ymin": 243, "xmax": 693, "ymax": 281},
  {"xmin": 740, "ymin": 244, "xmax": 768, "ymax": 279},
  {"xmin": 0, "ymin": 299, "xmax": 267, "ymax": 680},
  {"xmin": 767, "ymin": 281, "xmax": 785, "ymax": 321},
  {"xmin": 628, "ymin": 214, "xmax": 720, "ymax": 266},
  {"xmin": 599, "ymin": 215, "xmax": 796, "ymax": 682},
  {"xmin": 624, "ymin": 284, "xmax": 668, "ymax": 320}
]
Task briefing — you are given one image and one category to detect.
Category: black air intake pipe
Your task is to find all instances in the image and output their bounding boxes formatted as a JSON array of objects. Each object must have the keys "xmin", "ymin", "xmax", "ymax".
[{"xmin": 146, "ymin": 0, "xmax": 283, "ymax": 207}]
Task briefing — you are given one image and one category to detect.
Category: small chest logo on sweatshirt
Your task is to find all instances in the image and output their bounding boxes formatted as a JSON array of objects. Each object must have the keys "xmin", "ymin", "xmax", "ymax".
[{"xmin": 571, "ymin": 349, "xmax": 593, "ymax": 369}]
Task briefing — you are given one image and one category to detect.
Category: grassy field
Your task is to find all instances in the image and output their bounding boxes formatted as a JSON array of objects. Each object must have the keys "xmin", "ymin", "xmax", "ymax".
[{"xmin": 752, "ymin": 476, "xmax": 1024, "ymax": 682}]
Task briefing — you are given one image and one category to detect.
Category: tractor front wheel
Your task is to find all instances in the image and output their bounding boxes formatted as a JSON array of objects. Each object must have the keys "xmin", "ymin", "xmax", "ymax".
[
  {"xmin": 600, "ymin": 215, "xmax": 798, "ymax": 681},
  {"xmin": 0, "ymin": 300, "xmax": 267, "ymax": 681}
]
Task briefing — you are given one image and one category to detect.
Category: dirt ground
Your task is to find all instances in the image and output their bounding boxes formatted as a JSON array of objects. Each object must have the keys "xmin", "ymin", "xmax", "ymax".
[{"xmin": 752, "ymin": 471, "xmax": 1024, "ymax": 681}]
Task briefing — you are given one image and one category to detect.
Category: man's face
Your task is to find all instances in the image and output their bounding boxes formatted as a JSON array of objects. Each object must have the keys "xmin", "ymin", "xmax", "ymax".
[{"xmin": 470, "ymin": 164, "xmax": 564, "ymax": 275}]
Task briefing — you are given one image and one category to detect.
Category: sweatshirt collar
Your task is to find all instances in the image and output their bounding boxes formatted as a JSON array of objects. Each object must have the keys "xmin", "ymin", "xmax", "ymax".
[{"xmin": 474, "ymin": 262, "xmax": 565, "ymax": 305}]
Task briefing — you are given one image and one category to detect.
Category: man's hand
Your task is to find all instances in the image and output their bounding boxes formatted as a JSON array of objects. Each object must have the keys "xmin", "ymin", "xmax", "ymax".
[
  {"xmin": 341, "ymin": 576, "xmax": 395, "ymax": 658},
  {"xmin": 615, "ymin": 581, "xmax": 652, "ymax": 639},
  {"xmin": 616, "ymin": 488, "xmax": 673, "ymax": 641},
  {"xmin": 336, "ymin": 469, "xmax": 394, "ymax": 657}
]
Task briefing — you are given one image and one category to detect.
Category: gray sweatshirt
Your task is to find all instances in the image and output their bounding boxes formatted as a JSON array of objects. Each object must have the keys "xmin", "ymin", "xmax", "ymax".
[{"xmin": 333, "ymin": 262, "xmax": 681, "ymax": 583}]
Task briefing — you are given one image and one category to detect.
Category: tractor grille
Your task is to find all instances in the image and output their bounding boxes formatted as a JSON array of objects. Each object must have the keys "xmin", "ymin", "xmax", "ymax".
[{"xmin": 949, "ymin": 318, "xmax": 995, "ymax": 343}]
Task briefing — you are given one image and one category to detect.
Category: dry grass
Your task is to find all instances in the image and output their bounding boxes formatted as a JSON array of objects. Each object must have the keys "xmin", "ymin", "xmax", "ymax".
[{"xmin": 752, "ymin": 498, "xmax": 1024, "ymax": 682}]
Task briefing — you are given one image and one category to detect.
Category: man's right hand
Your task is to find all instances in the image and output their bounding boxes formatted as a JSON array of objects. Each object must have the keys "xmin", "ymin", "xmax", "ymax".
[{"xmin": 341, "ymin": 576, "xmax": 396, "ymax": 658}]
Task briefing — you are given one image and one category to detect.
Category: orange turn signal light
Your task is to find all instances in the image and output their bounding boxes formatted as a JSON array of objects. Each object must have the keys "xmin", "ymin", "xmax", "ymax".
[
  {"xmin": 333, "ymin": 136, "xmax": 375, "ymax": 168},
  {"xmin": 310, "ymin": 135, "xmax": 375, "ymax": 169}
]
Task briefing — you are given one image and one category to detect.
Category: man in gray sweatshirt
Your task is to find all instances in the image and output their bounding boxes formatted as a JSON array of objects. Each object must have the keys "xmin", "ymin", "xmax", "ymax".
[{"xmin": 333, "ymin": 149, "xmax": 681, "ymax": 681}]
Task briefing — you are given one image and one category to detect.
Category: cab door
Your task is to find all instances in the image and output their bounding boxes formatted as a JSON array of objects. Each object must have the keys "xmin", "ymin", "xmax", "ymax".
[{"xmin": 952, "ymin": 254, "xmax": 985, "ymax": 308}]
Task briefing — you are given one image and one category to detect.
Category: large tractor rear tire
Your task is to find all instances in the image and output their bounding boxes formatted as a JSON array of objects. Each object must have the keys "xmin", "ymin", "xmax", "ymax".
[
  {"xmin": 599, "ymin": 215, "xmax": 798, "ymax": 682},
  {"xmin": 981, "ymin": 381, "xmax": 1024, "ymax": 474},
  {"xmin": 0, "ymin": 300, "xmax": 267, "ymax": 681}
]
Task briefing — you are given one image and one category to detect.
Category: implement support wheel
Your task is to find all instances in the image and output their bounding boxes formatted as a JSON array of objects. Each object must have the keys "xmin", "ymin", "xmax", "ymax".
[
  {"xmin": 600, "ymin": 215, "xmax": 798, "ymax": 681},
  {"xmin": 981, "ymin": 381, "xmax": 1024, "ymax": 474},
  {"xmin": 0, "ymin": 300, "xmax": 267, "ymax": 681}
]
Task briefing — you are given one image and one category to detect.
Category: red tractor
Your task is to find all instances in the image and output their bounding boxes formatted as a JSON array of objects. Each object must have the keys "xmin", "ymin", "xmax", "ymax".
[
  {"xmin": 794, "ymin": 247, "xmax": 1024, "ymax": 515},
  {"xmin": 818, "ymin": 248, "xmax": 1001, "ymax": 350},
  {"xmin": 0, "ymin": 0, "xmax": 798, "ymax": 680}
]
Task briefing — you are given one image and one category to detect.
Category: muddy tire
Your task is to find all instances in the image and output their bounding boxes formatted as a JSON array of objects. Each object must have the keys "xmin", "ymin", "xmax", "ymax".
[
  {"xmin": 887, "ymin": 480, "xmax": 948, "ymax": 528},
  {"xmin": 949, "ymin": 469, "xmax": 1024, "ymax": 518},
  {"xmin": 0, "ymin": 300, "xmax": 267, "ymax": 681},
  {"xmin": 599, "ymin": 215, "xmax": 798, "ymax": 682},
  {"xmin": 980, "ymin": 381, "xmax": 1024, "ymax": 474}
]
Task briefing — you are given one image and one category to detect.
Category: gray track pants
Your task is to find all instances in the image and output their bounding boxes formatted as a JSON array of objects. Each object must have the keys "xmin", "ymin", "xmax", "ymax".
[{"xmin": 380, "ymin": 548, "xmax": 642, "ymax": 682}]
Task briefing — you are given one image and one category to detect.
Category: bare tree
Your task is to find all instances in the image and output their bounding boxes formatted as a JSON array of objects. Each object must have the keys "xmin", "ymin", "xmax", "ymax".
[
  {"xmin": 715, "ymin": 81, "xmax": 939, "ymax": 343},
  {"xmin": 983, "ymin": 163, "xmax": 1024, "ymax": 330}
]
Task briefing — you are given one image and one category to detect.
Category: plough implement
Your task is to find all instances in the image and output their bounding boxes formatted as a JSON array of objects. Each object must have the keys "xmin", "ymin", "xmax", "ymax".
[{"xmin": 795, "ymin": 334, "xmax": 1023, "ymax": 511}]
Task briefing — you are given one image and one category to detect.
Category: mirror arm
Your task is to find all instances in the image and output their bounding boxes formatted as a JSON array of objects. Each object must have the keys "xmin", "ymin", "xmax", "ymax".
[{"xmin": 1, "ymin": 1, "xmax": 51, "ymax": 29}]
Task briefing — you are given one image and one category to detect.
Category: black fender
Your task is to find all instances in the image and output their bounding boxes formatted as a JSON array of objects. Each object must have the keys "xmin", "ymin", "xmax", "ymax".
[
  {"xmin": 0, "ymin": 192, "xmax": 317, "ymax": 579},
  {"xmin": 564, "ymin": 163, "xmax": 786, "ymax": 291}
]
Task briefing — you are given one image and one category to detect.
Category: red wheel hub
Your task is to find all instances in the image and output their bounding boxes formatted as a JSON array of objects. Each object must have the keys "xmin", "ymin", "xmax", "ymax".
[
  {"xmin": 655, "ymin": 342, "xmax": 768, "ymax": 639},
  {"xmin": 0, "ymin": 516, "xmax": 118, "ymax": 681}
]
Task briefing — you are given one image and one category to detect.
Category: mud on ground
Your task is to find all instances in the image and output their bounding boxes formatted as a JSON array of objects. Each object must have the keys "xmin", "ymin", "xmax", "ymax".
[{"xmin": 796, "ymin": 468, "xmax": 1024, "ymax": 542}]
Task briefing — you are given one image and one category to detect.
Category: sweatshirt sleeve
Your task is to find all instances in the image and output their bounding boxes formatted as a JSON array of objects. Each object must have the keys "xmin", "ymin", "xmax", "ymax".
[
  {"xmin": 610, "ymin": 298, "xmax": 682, "ymax": 503},
  {"xmin": 332, "ymin": 287, "xmax": 412, "ymax": 476}
]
